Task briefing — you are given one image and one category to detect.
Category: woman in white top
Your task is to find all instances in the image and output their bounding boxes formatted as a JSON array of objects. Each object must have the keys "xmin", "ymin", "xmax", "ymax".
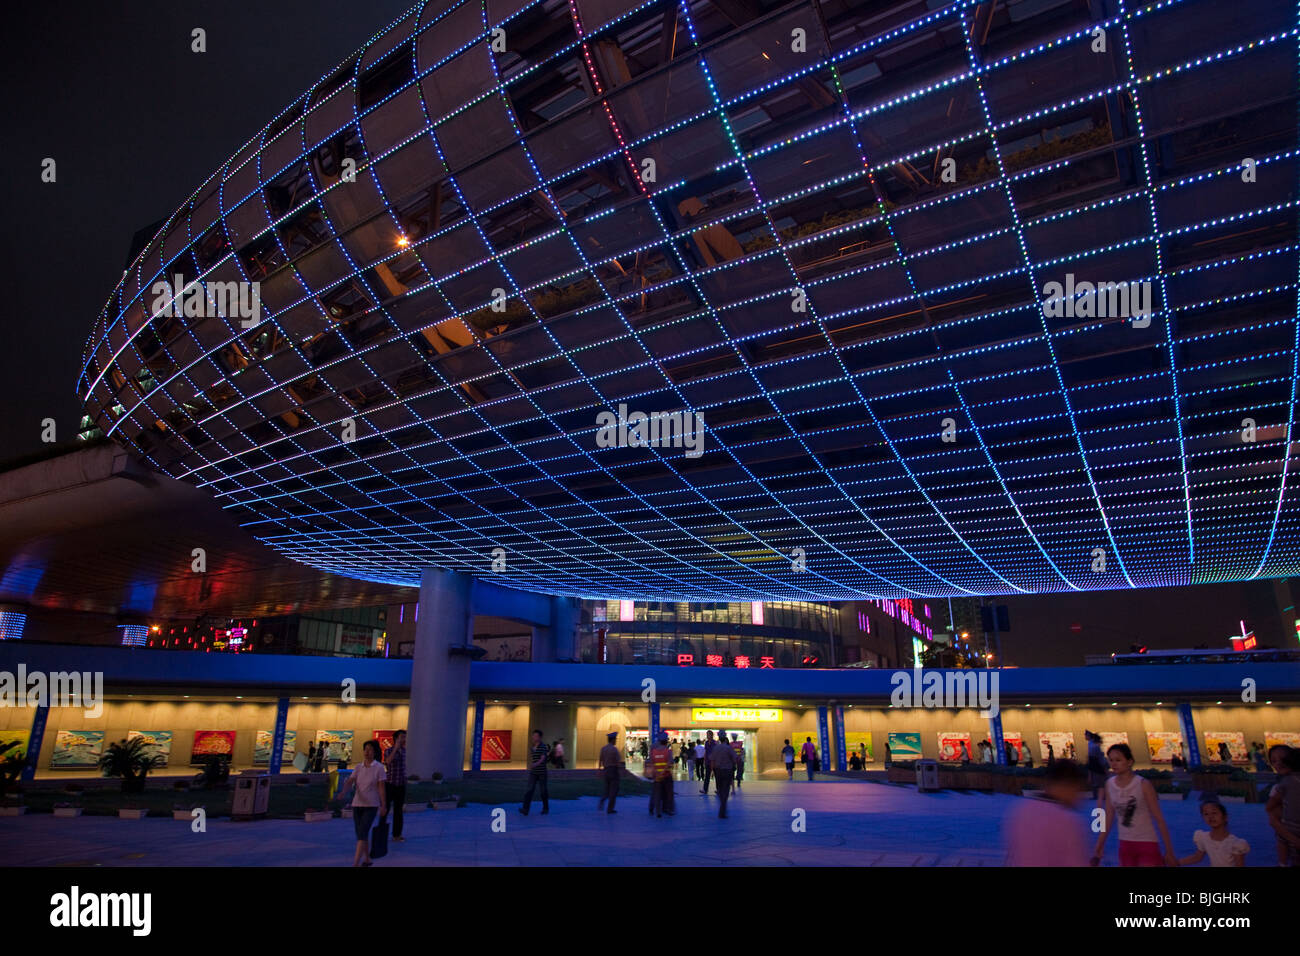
[
  {"xmin": 1178, "ymin": 800, "xmax": 1249, "ymax": 867},
  {"xmin": 1091, "ymin": 742, "xmax": 1177, "ymax": 867},
  {"xmin": 335, "ymin": 739, "xmax": 387, "ymax": 867}
]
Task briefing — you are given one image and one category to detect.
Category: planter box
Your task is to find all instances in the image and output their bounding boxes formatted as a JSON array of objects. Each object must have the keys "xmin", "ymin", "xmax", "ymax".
[
  {"xmin": 54, "ymin": 807, "xmax": 83, "ymax": 818},
  {"xmin": 118, "ymin": 808, "xmax": 148, "ymax": 820},
  {"xmin": 1157, "ymin": 793, "xmax": 1186, "ymax": 801},
  {"xmin": 404, "ymin": 803, "xmax": 428, "ymax": 813},
  {"xmin": 341, "ymin": 807, "xmax": 353, "ymax": 818},
  {"xmin": 430, "ymin": 800, "xmax": 459, "ymax": 810},
  {"xmin": 0, "ymin": 806, "xmax": 27, "ymax": 816},
  {"xmin": 303, "ymin": 811, "xmax": 332, "ymax": 823},
  {"xmin": 173, "ymin": 809, "xmax": 197, "ymax": 821}
]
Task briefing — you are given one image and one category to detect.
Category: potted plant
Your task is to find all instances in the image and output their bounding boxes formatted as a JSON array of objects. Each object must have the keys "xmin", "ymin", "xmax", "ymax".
[
  {"xmin": 53, "ymin": 801, "xmax": 82, "ymax": 818},
  {"xmin": 97, "ymin": 737, "xmax": 156, "ymax": 794},
  {"xmin": 118, "ymin": 804, "xmax": 148, "ymax": 820},
  {"xmin": 429, "ymin": 772, "xmax": 459, "ymax": 810}
]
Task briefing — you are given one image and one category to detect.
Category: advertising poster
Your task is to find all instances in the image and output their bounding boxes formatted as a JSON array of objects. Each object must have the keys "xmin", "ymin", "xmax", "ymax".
[
  {"xmin": 191, "ymin": 730, "xmax": 237, "ymax": 765},
  {"xmin": 1266, "ymin": 731, "xmax": 1300, "ymax": 752},
  {"xmin": 0, "ymin": 729, "xmax": 31, "ymax": 763},
  {"xmin": 1004, "ymin": 733, "xmax": 1024, "ymax": 761},
  {"xmin": 374, "ymin": 730, "xmax": 395, "ymax": 760},
  {"xmin": 1100, "ymin": 732, "xmax": 1129, "ymax": 755},
  {"xmin": 315, "ymin": 730, "xmax": 354, "ymax": 763},
  {"xmin": 51, "ymin": 730, "xmax": 104, "ymax": 768},
  {"xmin": 127, "ymin": 730, "xmax": 173, "ymax": 768},
  {"xmin": 1038, "ymin": 732, "xmax": 1076, "ymax": 762},
  {"xmin": 937, "ymin": 732, "xmax": 972, "ymax": 762},
  {"xmin": 1203, "ymin": 732, "xmax": 1248, "ymax": 763},
  {"xmin": 845, "ymin": 731, "xmax": 873, "ymax": 763},
  {"xmin": 1146, "ymin": 732, "xmax": 1184, "ymax": 763},
  {"xmin": 887, "ymin": 732, "xmax": 922, "ymax": 760},
  {"xmin": 481, "ymin": 730, "xmax": 512, "ymax": 761},
  {"xmin": 253, "ymin": 729, "xmax": 296, "ymax": 765}
]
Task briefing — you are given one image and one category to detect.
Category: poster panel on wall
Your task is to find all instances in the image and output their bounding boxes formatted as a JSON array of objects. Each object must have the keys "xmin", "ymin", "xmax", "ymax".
[
  {"xmin": 1, "ymin": 729, "xmax": 31, "ymax": 763},
  {"xmin": 481, "ymin": 730, "xmax": 512, "ymax": 761},
  {"xmin": 1203, "ymin": 732, "xmax": 1248, "ymax": 763},
  {"xmin": 1145, "ymin": 732, "xmax": 1184, "ymax": 763},
  {"xmin": 51, "ymin": 730, "xmax": 104, "ymax": 768},
  {"xmin": 937, "ymin": 732, "xmax": 971, "ymax": 762},
  {"xmin": 253, "ymin": 729, "xmax": 297, "ymax": 765},
  {"xmin": 887, "ymin": 732, "xmax": 922, "ymax": 760},
  {"xmin": 374, "ymin": 730, "xmax": 395, "ymax": 760},
  {"xmin": 315, "ymin": 730, "xmax": 354, "ymax": 763},
  {"xmin": 191, "ymin": 730, "xmax": 237, "ymax": 765},
  {"xmin": 1265, "ymin": 731, "xmax": 1300, "ymax": 752},
  {"xmin": 1038, "ymin": 731, "xmax": 1076, "ymax": 762},
  {"xmin": 844, "ymin": 731, "xmax": 873, "ymax": 762},
  {"xmin": 127, "ymin": 730, "xmax": 173, "ymax": 768}
]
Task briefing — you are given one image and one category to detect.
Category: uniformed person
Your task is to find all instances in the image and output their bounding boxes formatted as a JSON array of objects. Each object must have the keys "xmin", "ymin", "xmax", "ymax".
[
  {"xmin": 597, "ymin": 731, "xmax": 623, "ymax": 813},
  {"xmin": 730, "ymin": 733, "xmax": 745, "ymax": 790},
  {"xmin": 648, "ymin": 732, "xmax": 675, "ymax": 818}
]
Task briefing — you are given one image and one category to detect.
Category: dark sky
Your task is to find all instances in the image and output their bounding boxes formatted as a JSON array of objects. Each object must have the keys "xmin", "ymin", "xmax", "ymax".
[
  {"xmin": 0, "ymin": 1, "xmax": 1287, "ymax": 655},
  {"xmin": 0, "ymin": 0, "xmax": 411, "ymax": 458}
]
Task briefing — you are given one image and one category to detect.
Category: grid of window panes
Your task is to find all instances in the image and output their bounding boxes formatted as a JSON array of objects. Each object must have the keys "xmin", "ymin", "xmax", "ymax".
[
  {"xmin": 79, "ymin": 0, "xmax": 1300, "ymax": 602},
  {"xmin": 583, "ymin": 600, "xmax": 838, "ymax": 666}
]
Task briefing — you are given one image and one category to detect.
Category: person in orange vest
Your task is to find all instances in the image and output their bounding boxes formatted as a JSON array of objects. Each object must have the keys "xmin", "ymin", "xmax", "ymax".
[
  {"xmin": 648, "ymin": 732, "xmax": 676, "ymax": 818},
  {"xmin": 730, "ymin": 734, "xmax": 745, "ymax": 790}
]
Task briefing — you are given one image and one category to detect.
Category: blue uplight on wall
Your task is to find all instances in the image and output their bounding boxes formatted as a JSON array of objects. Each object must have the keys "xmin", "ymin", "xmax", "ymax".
[{"xmin": 78, "ymin": 0, "xmax": 1300, "ymax": 601}]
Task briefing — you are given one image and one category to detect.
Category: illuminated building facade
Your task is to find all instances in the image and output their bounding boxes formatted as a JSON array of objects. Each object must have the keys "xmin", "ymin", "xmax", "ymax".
[{"xmin": 75, "ymin": 0, "xmax": 1300, "ymax": 602}]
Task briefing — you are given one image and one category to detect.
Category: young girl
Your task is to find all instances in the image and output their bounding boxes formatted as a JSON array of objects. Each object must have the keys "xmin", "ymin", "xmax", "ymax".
[
  {"xmin": 1091, "ymin": 743, "xmax": 1178, "ymax": 867},
  {"xmin": 1178, "ymin": 800, "xmax": 1249, "ymax": 867}
]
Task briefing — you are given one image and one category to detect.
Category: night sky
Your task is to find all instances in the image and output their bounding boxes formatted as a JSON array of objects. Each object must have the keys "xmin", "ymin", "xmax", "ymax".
[
  {"xmin": 0, "ymin": 0, "xmax": 410, "ymax": 459},
  {"xmin": 0, "ymin": 2, "xmax": 1286, "ymax": 661}
]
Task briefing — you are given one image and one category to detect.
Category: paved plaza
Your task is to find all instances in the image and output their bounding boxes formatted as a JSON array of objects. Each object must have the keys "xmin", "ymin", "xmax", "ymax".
[{"xmin": 2, "ymin": 779, "xmax": 1283, "ymax": 867}]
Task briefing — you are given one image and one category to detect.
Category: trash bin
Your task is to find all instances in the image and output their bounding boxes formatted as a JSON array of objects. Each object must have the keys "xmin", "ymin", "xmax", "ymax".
[
  {"xmin": 232, "ymin": 770, "xmax": 270, "ymax": 820},
  {"xmin": 916, "ymin": 759, "xmax": 940, "ymax": 792}
]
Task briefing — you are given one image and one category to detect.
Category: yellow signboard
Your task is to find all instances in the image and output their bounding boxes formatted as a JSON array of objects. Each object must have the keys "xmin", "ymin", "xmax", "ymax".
[{"xmin": 691, "ymin": 708, "xmax": 782, "ymax": 723}]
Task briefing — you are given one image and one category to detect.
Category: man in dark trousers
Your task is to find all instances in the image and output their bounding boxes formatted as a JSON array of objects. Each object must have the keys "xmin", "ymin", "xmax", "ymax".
[
  {"xmin": 709, "ymin": 732, "xmax": 737, "ymax": 818},
  {"xmin": 519, "ymin": 729, "xmax": 550, "ymax": 816},
  {"xmin": 597, "ymin": 730, "xmax": 623, "ymax": 813},
  {"xmin": 648, "ymin": 732, "xmax": 675, "ymax": 817},
  {"xmin": 384, "ymin": 729, "xmax": 408, "ymax": 841},
  {"xmin": 700, "ymin": 730, "xmax": 716, "ymax": 794}
]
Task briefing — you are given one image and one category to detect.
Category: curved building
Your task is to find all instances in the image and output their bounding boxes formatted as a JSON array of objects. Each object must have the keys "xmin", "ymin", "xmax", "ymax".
[{"xmin": 80, "ymin": 0, "xmax": 1300, "ymax": 600}]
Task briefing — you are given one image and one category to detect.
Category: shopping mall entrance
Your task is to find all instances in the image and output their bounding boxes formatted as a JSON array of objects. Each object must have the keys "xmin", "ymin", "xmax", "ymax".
[{"xmin": 624, "ymin": 728, "xmax": 759, "ymax": 778}]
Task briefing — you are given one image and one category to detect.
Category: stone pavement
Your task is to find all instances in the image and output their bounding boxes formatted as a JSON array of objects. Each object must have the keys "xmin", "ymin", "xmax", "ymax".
[{"xmin": 0, "ymin": 779, "xmax": 1282, "ymax": 867}]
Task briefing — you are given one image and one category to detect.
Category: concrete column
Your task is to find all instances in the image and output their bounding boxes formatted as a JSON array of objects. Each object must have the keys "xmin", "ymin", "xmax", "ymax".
[
  {"xmin": 407, "ymin": 569, "xmax": 473, "ymax": 781},
  {"xmin": 833, "ymin": 704, "xmax": 847, "ymax": 771},
  {"xmin": 552, "ymin": 595, "xmax": 578, "ymax": 661},
  {"xmin": 470, "ymin": 699, "xmax": 485, "ymax": 772}
]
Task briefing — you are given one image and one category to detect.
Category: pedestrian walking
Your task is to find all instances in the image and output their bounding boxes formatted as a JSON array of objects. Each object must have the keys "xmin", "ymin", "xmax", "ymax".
[
  {"xmin": 1004, "ymin": 759, "xmax": 1089, "ymax": 866},
  {"xmin": 782, "ymin": 739, "xmax": 795, "ymax": 779},
  {"xmin": 1266, "ymin": 745, "xmax": 1300, "ymax": 865},
  {"xmin": 801, "ymin": 737, "xmax": 817, "ymax": 781},
  {"xmin": 307, "ymin": 742, "xmax": 317, "ymax": 772},
  {"xmin": 1178, "ymin": 800, "xmax": 1250, "ymax": 867},
  {"xmin": 730, "ymin": 734, "xmax": 745, "ymax": 790},
  {"xmin": 681, "ymin": 740, "xmax": 693, "ymax": 780},
  {"xmin": 384, "ymin": 729, "xmax": 407, "ymax": 842},
  {"xmin": 597, "ymin": 730, "xmax": 623, "ymax": 813},
  {"xmin": 334, "ymin": 739, "xmax": 387, "ymax": 867},
  {"xmin": 648, "ymin": 732, "xmax": 675, "ymax": 817},
  {"xmin": 519, "ymin": 730, "xmax": 550, "ymax": 816},
  {"xmin": 710, "ymin": 732, "xmax": 737, "ymax": 818},
  {"xmin": 700, "ymin": 730, "xmax": 716, "ymax": 794},
  {"xmin": 693, "ymin": 739, "xmax": 706, "ymax": 780},
  {"xmin": 1085, "ymin": 730, "xmax": 1107, "ymax": 799},
  {"xmin": 1092, "ymin": 743, "xmax": 1177, "ymax": 866}
]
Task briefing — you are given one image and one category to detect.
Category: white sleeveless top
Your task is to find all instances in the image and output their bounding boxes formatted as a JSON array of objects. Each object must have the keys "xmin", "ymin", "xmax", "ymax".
[{"xmin": 1106, "ymin": 774, "xmax": 1157, "ymax": 843}]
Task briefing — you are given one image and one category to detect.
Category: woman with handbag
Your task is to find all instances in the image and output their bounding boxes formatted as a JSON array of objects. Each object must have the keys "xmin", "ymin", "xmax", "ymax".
[{"xmin": 335, "ymin": 739, "xmax": 387, "ymax": 867}]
